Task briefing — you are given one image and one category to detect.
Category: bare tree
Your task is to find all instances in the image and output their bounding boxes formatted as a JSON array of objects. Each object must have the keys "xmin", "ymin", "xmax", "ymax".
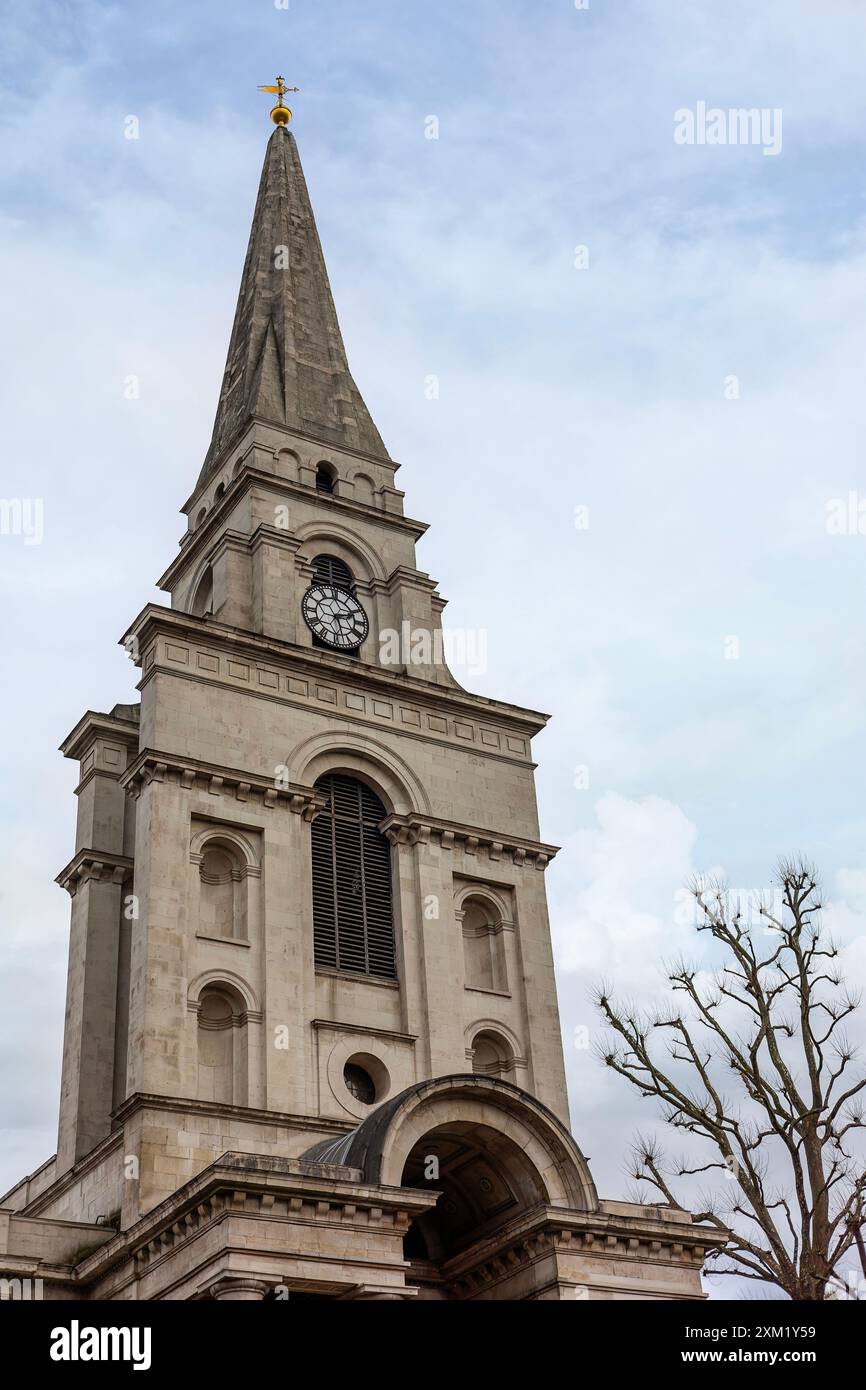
[{"xmin": 595, "ymin": 859, "xmax": 866, "ymax": 1300}]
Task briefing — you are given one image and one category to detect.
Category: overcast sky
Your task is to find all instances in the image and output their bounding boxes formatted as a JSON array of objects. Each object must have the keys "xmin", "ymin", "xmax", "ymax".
[{"xmin": 2, "ymin": 0, "xmax": 866, "ymax": 1296}]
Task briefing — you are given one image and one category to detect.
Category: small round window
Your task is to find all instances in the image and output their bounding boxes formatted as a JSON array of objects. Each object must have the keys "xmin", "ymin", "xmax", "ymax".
[{"xmin": 343, "ymin": 1062, "xmax": 376, "ymax": 1105}]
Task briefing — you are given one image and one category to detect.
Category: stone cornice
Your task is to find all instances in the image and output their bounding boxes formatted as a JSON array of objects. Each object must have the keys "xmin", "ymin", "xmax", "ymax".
[
  {"xmin": 55, "ymin": 850, "xmax": 135, "ymax": 897},
  {"xmin": 369, "ymin": 566, "xmax": 439, "ymax": 598},
  {"xmin": 111, "ymin": 1092, "xmax": 354, "ymax": 1137},
  {"xmin": 74, "ymin": 1150, "xmax": 438, "ymax": 1288},
  {"xmin": 164, "ymin": 466, "xmax": 427, "ymax": 590},
  {"xmin": 16, "ymin": 1096, "xmax": 353, "ymax": 1220},
  {"xmin": 248, "ymin": 523, "xmax": 303, "ymax": 559},
  {"xmin": 184, "ymin": 419, "xmax": 402, "ymax": 514},
  {"xmin": 119, "ymin": 749, "xmax": 326, "ymax": 820},
  {"xmin": 60, "ymin": 709, "xmax": 141, "ymax": 762},
  {"xmin": 380, "ymin": 813, "xmax": 559, "ymax": 869},
  {"xmin": 120, "ymin": 604, "xmax": 551, "ymax": 736},
  {"xmin": 311, "ymin": 1019, "xmax": 418, "ymax": 1045},
  {"xmin": 442, "ymin": 1203, "xmax": 729, "ymax": 1299}
]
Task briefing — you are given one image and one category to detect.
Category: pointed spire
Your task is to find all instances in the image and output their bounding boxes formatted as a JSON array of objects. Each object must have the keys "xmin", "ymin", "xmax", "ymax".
[{"xmin": 198, "ymin": 126, "xmax": 389, "ymax": 486}]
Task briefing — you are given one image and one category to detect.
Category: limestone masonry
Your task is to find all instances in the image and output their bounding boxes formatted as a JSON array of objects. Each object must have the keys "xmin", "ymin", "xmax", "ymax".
[{"xmin": 0, "ymin": 125, "xmax": 725, "ymax": 1301}]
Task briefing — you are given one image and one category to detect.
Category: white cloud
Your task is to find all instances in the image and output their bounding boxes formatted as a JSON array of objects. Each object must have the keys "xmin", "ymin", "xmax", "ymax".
[
  {"xmin": 549, "ymin": 794, "xmax": 702, "ymax": 1158},
  {"xmin": 552, "ymin": 792, "xmax": 699, "ymax": 979}
]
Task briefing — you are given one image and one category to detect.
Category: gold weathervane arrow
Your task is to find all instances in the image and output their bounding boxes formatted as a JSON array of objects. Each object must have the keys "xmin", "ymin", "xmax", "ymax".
[{"xmin": 258, "ymin": 75, "xmax": 300, "ymax": 127}]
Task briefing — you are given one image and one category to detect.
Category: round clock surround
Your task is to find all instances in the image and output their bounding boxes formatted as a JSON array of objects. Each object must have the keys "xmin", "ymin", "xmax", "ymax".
[{"xmin": 302, "ymin": 582, "xmax": 369, "ymax": 651}]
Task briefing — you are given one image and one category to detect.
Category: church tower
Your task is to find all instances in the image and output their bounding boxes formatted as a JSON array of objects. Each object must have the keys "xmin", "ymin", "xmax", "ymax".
[
  {"xmin": 1, "ymin": 107, "xmax": 722, "ymax": 1301},
  {"xmin": 57, "ymin": 113, "xmax": 568, "ymax": 1190}
]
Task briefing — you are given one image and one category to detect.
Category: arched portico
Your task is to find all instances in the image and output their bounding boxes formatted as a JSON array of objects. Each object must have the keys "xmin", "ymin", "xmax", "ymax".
[
  {"xmin": 304, "ymin": 1076, "xmax": 598, "ymax": 1291},
  {"xmin": 400, "ymin": 1119, "xmax": 550, "ymax": 1264}
]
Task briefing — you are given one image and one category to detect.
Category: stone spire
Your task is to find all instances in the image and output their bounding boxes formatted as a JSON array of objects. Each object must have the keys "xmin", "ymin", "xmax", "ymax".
[{"xmin": 197, "ymin": 125, "xmax": 389, "ymax": 487}]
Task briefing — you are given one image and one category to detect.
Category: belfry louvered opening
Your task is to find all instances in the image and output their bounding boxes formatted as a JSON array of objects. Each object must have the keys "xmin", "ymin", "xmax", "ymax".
[
  {"xmin": 311, "ymin": 773, "xmax": 396, "ymax": 980},
  {"xmin": 312, "ymin": 554, "xmax": 353, "ymax": 591}
]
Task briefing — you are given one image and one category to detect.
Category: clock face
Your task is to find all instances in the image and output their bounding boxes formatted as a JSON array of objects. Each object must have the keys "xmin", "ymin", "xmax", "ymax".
[{"xmin": 302, "ymin": 583, "xmax": 369, "ymax": 651}]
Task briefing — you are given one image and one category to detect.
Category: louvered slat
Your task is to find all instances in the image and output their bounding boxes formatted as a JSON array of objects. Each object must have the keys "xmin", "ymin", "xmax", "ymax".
[
  {"xmin": 310, "ymin": 773, "xmax": 396, "ymax": 979},
  {"xmin": 312, "ymin": 554, "xmax": 354, "ymax": 591},
  {"xmin": 310, "ymin": 812, "xmax": 338, "ymax": 969}
]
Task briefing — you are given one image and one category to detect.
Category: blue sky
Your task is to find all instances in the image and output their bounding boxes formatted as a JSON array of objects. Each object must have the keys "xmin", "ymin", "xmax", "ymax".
[{"xmin": 2, "ymin": 0, "xmax": 866, "ymax": 1294}]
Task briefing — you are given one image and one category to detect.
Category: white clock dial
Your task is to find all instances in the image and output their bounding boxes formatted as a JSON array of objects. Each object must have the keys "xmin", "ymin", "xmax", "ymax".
[{"xmin": 302, "ymin": 583, "xmax": 369, "ymax": 651}]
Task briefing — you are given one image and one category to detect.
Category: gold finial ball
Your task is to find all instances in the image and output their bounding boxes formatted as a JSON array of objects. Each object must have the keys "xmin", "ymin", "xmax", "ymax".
[{"xmin": 270, "ymin": 103, "xmax": 292, "ymax": 126}]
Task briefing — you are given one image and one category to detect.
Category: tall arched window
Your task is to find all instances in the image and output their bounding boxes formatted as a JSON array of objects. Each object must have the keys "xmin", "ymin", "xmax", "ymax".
[{"xmin": 310, "ymin": 774, "xmax": 396, "ymax": 979}]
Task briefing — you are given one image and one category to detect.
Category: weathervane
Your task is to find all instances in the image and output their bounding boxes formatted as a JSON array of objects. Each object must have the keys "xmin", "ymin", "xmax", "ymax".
[{"xmin": 257, "ymin": 75, "xmax": 300, "ymax": 127}]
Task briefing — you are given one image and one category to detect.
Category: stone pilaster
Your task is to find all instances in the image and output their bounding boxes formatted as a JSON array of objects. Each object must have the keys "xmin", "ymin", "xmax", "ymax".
[{"xmin": 56, "ymin": 710, "xmax": 139, "ymax": 1173}]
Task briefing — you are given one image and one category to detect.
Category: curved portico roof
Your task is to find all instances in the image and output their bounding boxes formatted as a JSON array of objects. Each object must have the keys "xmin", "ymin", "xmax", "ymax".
[{"xmin": 303, "ymin": 1074, "xmax": 599, "ymax": 1213}]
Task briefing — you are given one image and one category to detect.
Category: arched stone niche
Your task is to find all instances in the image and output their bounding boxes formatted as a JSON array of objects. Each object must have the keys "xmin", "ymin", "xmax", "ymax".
[{"xmin": 189, "ymin": 825, "xmax": 261, "ymax": 943}]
